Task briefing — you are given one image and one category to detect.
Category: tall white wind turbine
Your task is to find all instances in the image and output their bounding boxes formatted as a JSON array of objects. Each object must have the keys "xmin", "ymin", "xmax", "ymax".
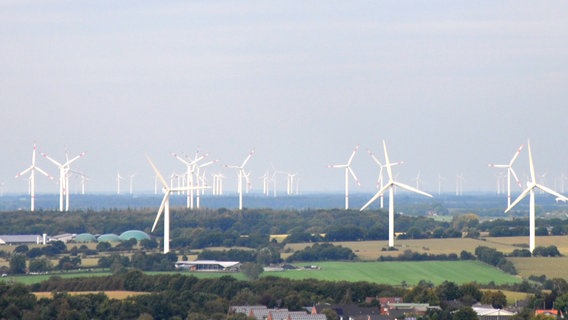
[
  {"xmin": 505, "ymin": 140, "xmax": 568, "ymax": 253},
  {"xmin": 489, "ymin": 144, "xmax": 524, "ymax": 207},
  {"xmin": 15, "ymin": 144, "xmax": 53, "ymax": 211},
  {"xmin": 368, "ymin": 149, "xmax": 403, "ymax": 208},
  {"xmin": 361, "ymin": 140, "xmax": 433, "ymax": 248},
  {"xmin": 42, "ymin": 149, "xmax": 85, "ymax": 212},
  {"xmin": 147, "ymin": 156, "xmax": 206, "ymax": 253},
  {"xmin": 226, "ymin": 149, "xmax": 255, "ymax": 210},
  {"xmin": 329, "ymin": 145, "xmax": 361, "ymax": 210}
]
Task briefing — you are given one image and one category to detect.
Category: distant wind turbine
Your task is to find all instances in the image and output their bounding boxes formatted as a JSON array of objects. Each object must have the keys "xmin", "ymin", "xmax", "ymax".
[
  {"xmin": 368, "ymin": 149, "xmax": 403, "ymax": 208},
  {"xmin": 505, "ymin": 140, "xmax": 568, "ymax": 253},
  {"xmin": 361, "ymin": 140, "xmax": 433, "ymax": 248},
  {"xmin": 488, "ymin": 143, "xmax": 524, "ymax": 207},
  {"xmin": 15, "ymin": 144, "xmax": 53, "ymax": 211},
  {"xmin": 226, "ymin": 149, "xmax": 255, "ymax": 210},
  {"xmin": 329, "ymin": 145, "xmax": 360, "ymax": 210},
  {"xmin": 42, "ymin": 149, "xmax": 85, "ymax": 212}
]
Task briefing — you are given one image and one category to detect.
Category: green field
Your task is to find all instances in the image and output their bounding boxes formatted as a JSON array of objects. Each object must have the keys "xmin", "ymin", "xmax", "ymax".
[
  {"xmin": 263, "ymin": 261, "xmax": 521, "ymax": 286},
  {"xmin": 6, "ymin": 260, "xmax": 519, "ymax": 286}
]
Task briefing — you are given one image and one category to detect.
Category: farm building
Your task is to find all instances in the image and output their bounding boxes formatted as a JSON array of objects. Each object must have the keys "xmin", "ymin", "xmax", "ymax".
[
  {"xmin": 119, "ymin": 230, "xmax": 150, "ymax": 241},
  {"xmin": 0, "ymin": 234, "xmax": 47, "ymax": 245},
  {"xmin": 473, "ymin": 306, "xmax": 516, "ymax": 319},
  {"xmin": 174, "ymin": 260, "xmax": 240, "ymax": 272}
]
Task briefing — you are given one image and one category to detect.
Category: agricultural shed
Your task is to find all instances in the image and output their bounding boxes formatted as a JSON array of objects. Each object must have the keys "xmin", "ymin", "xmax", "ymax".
[
  {"xmin": 97, "ymin": 233, "xmax": 122, "ymax": 242},
  {"xmin": 174, "ymin": 260, "xmax": 240, "ymax": 272},
  {"xmin": 0, "ymin": 235, "xmax": 45, "ymax": 245},
  {"xmin": 119, "ymin": 230, "xmax": 150, "ymax": 241},
  {"xmin": 51, "ymin": 233, "xmax": 75, "ymax": 243}
]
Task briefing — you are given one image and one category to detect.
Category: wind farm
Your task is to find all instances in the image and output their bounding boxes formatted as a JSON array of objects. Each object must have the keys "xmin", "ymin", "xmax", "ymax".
[{"xmin": 2, "ymin": 2, "xmax": 568, "ymax": 319}]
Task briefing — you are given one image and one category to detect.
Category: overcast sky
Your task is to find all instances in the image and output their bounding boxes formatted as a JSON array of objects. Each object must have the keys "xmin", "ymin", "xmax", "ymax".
[{"xmin": 1, "ymin": 1, "xmax": 567, "ymax": 196}]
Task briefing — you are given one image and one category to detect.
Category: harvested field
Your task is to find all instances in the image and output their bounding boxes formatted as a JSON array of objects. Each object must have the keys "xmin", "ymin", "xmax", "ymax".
[{"xmin": 33, "ymin": 291, "xmax": 148, "ymax": 299}]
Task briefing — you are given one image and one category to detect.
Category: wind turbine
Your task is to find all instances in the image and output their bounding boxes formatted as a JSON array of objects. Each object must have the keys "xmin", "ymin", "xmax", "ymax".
[
  {"xmin": 329, "ymin": 145, "xmax": 361, "ymax": 210},
  {"xmin": 287, "ymin": 173, "xmax": 297, "ymax": 195},
  {"xmin": 42, "ymin": 149, "xmax": 85, "ymax": 212},
  {"xmin": 129, "ymin": 173, "xmax": 136, "ymax": 195},
  {"xmin": 147, "ymin": 156, "xmax": 206, "ymax": 253},
  {"xmin": 15, "ymin": 144, "xmax": 53, "ymax": 211},
  {"xmin": 505, "ymin": 140, "xmax": 568, "ymax": 253},
  {"xmin": 226, "ymin": 149, "xmax": 254, "ymax": 210},
  {"xmin": 488, "ymin": 144, "xmax": 524, "ymax": 207},
  {"xmin": 437, "ymin": 174, "xmax": 445, "ymax": 196},
  {"xmin": 172, "ymin": 151, "xmax": 207, "ymax": 209},
  {"xmin": 455, "ymin": 173, "xmax": 464, "ymax": 196},
  {"xmin": 368, "ymin": 149, "xmax": 403, "ymax": 208},
  {"xmin": 361, "ymin": 140, "xmax": 433, "ymax": 248},
  {"xmin": 116, "ymin": 171, "xmax": 125, "ymax": 194}
]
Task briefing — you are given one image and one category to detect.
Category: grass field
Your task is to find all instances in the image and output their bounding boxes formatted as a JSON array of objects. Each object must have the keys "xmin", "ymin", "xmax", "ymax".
[{"xmin": 263, "ymin": 261, "xmax": 521, "ymax": 286}]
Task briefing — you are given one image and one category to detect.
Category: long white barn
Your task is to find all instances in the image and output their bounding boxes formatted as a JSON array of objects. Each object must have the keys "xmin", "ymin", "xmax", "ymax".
[{"xmin": 174, "ymin": 260, "xmax": 240, "ymax": 272}]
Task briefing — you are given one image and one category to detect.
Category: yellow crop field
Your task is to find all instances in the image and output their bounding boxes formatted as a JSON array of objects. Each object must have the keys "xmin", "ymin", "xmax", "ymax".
[
  {"xmin": 33, "ymin": 291, "xmax": 148, "ymax": 300},
  {"xmin": 284, "ymin": 236, "xmax": 568, "ymax": 261}
]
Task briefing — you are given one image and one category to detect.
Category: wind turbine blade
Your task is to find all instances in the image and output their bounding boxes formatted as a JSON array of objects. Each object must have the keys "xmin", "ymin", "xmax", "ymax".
[
  {"xmin": 537, "ymin": 184, "xmax": 568, "ymax": 201},
  {"xmin": 393, "ymin": 181, "xmax": 433, "ymax": 198},
  {"xmin": 152, "ymin": 192, "xmax": 170, "ymax": 232},
  {"xmin": 509, "ymin": 144, "xmax": 524, "ymax": 165},
  {"xmin": 15, "ymin": 166, "xmax": 33, "ymax": 178},
  {"xmin": 329, "ymin": 164, "xmax": 348, "ymax": 169},
  {"xmin": 368, "ymin": 150, "xmax": 382, "ymax": 166},
  {"xmin": 361, "ymin": 183, "xmax": 391, "ymax": 211},
  {"xmin": 146, "ymin": 156, "xmax": 169, "ymax": 188},
  {"xmin": 347, "ymin": 145, "xmax": 359, "ymax": 165},
  {"xmin": 241, "ymin": 149, "xmax": 255, "ymax": 167},
  {"xmin": 171, "ymin": 152, "xmax": 191, "ymax": 166},
  {"xmin": 35, "ymin": 167, "xmax": 53, "ymax": 179},
  {"xmin": 348, "ymin": 167, "xmax": 361, "ymax": 186},
  {"xmin": 527, "ymin": 140, "xmax": 536, "ymax": 183},
  {"xmin": 505, "ymin": 187, "xmax": 532, "ymax": 213},
  {"xmin": 510, "ymin": 168, "xmax": 522, "ymax": 188},
  {"xmin": 41, "ymin": 153, "xmax": 62, "ymax": 167},
  {"xmin": 489, "ymin": 164, "xmax": 508, "ymax": 169},
  {"xmin": 64, "ymin": 152, "xmax": 86, "ymax": 166},
  {"xmin": 382, "ymin": 140, "xmax": 393, "ymax": 181}
]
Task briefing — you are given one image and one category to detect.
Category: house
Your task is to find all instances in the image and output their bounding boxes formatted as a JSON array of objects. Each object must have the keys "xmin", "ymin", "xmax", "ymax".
[
  {"xmin": 535, "ymin": 309, "xmax": 559, "ymax": 317},
  {"xmin": 174, "ymin": 260, "xmax": 240, "ymax": 272}
]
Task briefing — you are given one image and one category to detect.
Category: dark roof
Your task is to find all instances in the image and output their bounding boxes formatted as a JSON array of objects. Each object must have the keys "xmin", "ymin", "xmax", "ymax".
[{"xmin": 313, "ymin": 304, "xmax": 381, "ymax": 317}]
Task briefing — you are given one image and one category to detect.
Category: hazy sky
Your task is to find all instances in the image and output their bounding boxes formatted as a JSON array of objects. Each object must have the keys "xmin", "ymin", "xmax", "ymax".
[{"xmin": 1, "ymin": 1, "xmax": 568, "ymax": 196}]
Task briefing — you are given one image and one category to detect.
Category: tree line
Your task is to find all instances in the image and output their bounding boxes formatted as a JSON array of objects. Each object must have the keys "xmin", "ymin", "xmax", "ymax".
[{"xmin": 0, "ymin": 269, "xmax": 562, "ymax": 319}]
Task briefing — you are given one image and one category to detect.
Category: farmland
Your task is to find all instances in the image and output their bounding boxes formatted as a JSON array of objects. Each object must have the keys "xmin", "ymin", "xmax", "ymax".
[{"xmin": 263, "ymin": 261, "xmax": 521, "ymax": 286}]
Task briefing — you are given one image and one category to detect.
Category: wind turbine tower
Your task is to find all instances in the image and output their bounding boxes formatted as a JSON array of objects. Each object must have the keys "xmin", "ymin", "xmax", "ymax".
[
  {"xmin": 147, "ymin": 156, "xmax": 207, "ymax": 253},
  {"xmin": 329, "ymin": 145, "xmax": 360, "ymax": 210},
  {"xmin": 15, "ymin": 144, "xmax": 53, "ymax": 211},
  {"xmin": 42, "ymin": 149, "xmax": 85, "ymax": 212},
  {"xmin": 488, "ymin": 144, "xmax": 524, "ymax": 207},
  {"xmin": 361, "ymin": 140, "xmax": 433, "ymax": 248},
  {"xmin": 368, "ymin": 149, "xmax": 403, "ymax": 208},
  {"xmin": 505, "ymin": 140, "xmax": 568, "ymax": 253},
  {"xmin": 226, "ymin": 149, "xmax": 255, "ymax": 210}
]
